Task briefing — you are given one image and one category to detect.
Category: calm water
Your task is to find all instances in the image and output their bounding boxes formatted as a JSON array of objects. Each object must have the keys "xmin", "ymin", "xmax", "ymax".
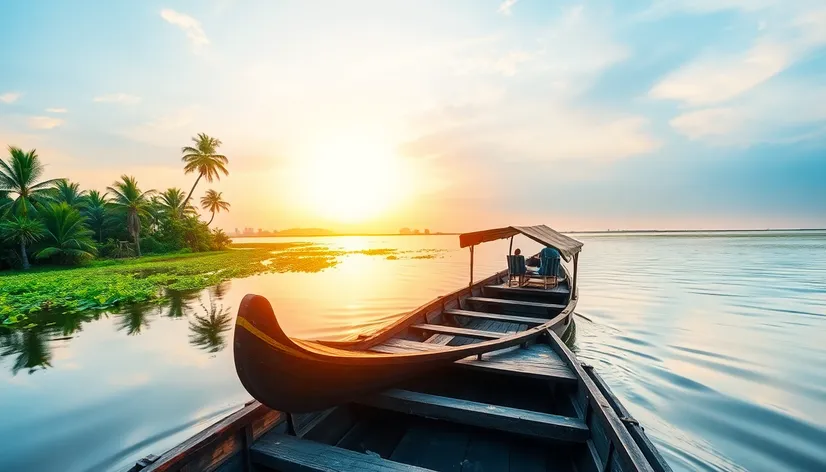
[{"xmin": 1, "ymin": 232, "xmax": 825, "ymax": 471}]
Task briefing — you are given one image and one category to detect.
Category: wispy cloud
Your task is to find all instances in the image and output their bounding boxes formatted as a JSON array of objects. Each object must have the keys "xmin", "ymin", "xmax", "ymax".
[
  {"xmin": 649, "ymin": 40, "xmax": 790, "ymax": 105},
  {"xmin": 498, "ymin": 0, "xmax": 518, "ymax": 16},
  {"xmin": 93, "ymin": 93, "xmax": 141, "ymax": 104},
  {"xmin": 46, "ymin": 107, "xmax": 68, "ymax": 113},
  {"xmin": 28, "ymin": 116, "xmax": 65, "ymax": 130},
  {"xmin": 0, "ymin": 92, "xmax": 21, "ymax": 104},
  {"xmin": 649, "ymin": 4, "xmax": 826, "ymax": 106},
  {"xmin": 161, "ymin": 9, "xmax": 209, "ymax": 49},
  {"xmin": 669, "ymin": 79, "xmax": 826, "ymax": 145}
]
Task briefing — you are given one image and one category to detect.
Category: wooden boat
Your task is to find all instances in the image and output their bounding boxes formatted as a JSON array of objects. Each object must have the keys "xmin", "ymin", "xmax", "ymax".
[{"xmin": 134, "ymin": 225, "xmax": 672, "ymax": 472}]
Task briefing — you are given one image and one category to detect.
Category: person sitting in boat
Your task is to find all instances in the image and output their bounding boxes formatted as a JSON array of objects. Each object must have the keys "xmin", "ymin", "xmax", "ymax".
[
  {"xmin": 514, "ymin": 248, "xmax": 522, "ymax": 256},
  {"xmin": 528, "ymin": 246, "xmax": 561, "ymax": 274}
]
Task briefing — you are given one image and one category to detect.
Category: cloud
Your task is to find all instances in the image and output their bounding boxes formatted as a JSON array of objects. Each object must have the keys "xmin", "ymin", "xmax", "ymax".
[
  {"xmin": 45, "ymin": 107, "xmax": 68, "ymax": 113},
  {"xmin": 27, "ymin": 116, "xmax": 65, "ymax": 130},
  {"xmin": 669, "ymin": 79, "xmax": 826, "ymax": 145},
  {"xmin": 93, "ymin": 93, "xmax": 141, "ymax": 104},
  {"xmin": 0, "ymin": 92, "xmax": 21, "ymax": 104},
  {"xmin": 497, "ymin": 0, "xmax": 518, "ymax": 16},
  {"xmin": 161, "ymin": 9, "xmax": 209, "ymax": 48},
  {"xmin": 649, "ymin": 4, "xmax": 826, "ymax": 106},
  {"xmin": 650, "ymin": 40, "xmax": 790, "ymax": 105}
]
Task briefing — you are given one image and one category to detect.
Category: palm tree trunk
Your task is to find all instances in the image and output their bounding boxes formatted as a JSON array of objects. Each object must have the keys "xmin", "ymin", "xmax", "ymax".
[
  {"xmin": 207, "ymin": 212, "xmax": 215, "ymax": 225},
  {"xmin": 134, "ymin": 230, "xmax": 141, "ymax": 257},
  {"xmin": 182, "ymin": 173, "xmax": 204, "ymax": 212},
  {"xmin": 20, "ymin": 240, "xmax": 30, "ymax": 270}
]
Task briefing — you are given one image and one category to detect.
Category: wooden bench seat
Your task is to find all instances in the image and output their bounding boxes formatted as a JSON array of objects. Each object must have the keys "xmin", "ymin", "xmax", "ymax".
[
  {"xmin": 410, "ymin": 324, "xmax": 505, "ymax": 340},
  {"xmin": 465, "ymin": 297, "xmax": 565, "ymax": 310},
  {"xmin": 370, "ymin": 339, "xmax": 577, "ymax": 383},
  {"xmin": 357, "ymin": 389, "xmax": 589, "ymax": 443},
  {"xmin": 444, "ymin": 309, "xmax": 549, "ymax": 326},
  {"xmin": 252, "ymin": 431, "xmax": 431, "ymax": 471}
]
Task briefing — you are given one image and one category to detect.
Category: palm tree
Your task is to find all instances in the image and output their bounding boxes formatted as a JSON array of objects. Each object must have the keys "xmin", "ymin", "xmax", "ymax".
[
  {"xmin": 200, "ymin": 189, "xmax": 230, "ymax": 225},
  {"xmin": 35, "ymin": 202, "xmax": 97, "ymax": 264},
  {"xmin": 0, "ymin": 190, "xmax": 11, "ymax": 217},
  {"xmin": 0, "ymin": 215, "xmax": 45, "ymax": 269},
  {"xmin": 158, "ymin": 187, "xmax": 195, "ymax": 217},
  {"xmin": 83, "ymin": 190, "xmax": 115, "ymax": 242},
  {"xmin": 51, "ymin": 179, "xmax": 88, "ymax": 208},
  {"xmin": 107, "ymin": 175, "xmax": 155, "ymax": 256},
  {"xmin": 181, "ymin": 134, "xmax": 228, "ymax": 210},
  {"xmin": 0, "ymin": 146, "xmax": 60, "ymax": 216}
]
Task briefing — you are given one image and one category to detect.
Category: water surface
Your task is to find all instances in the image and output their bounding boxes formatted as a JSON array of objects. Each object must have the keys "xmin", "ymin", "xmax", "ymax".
[{"xmin": 1, "ymin": 232, "xmax": 825, "ymax": 471}]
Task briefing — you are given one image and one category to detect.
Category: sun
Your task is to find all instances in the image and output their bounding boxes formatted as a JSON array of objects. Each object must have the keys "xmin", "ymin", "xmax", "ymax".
[{"xmin": 299, "ymin": 133, "xmax": 403, "ymax": 223}]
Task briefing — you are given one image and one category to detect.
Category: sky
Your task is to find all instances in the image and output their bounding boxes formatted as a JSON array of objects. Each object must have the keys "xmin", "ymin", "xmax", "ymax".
[{"xmin": 1, "ymin": 0, "xmax": 825, "ymax": 233}]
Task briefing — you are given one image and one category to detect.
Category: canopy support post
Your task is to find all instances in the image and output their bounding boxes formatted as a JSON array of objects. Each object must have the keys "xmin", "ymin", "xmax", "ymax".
[
  {"xmin": 508, "ymin": 236, "xmax": 513, "ymax": 255},
  {"xmin": 572, "ymin": 253, "xmax": 579, "ymax": 299},
  {"xmin": 469, "ymin": 245, "xmax": 475, "ymax": 287}
]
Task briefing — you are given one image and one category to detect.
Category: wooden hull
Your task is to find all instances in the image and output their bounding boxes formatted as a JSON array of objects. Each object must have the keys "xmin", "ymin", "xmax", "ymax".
[{"xmin": 233, "ymin": 269, "xmax": 576, "ymax": 413}]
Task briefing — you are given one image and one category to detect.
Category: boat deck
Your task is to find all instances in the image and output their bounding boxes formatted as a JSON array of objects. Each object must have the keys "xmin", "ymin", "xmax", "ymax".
[{"xmin": 138, "ymin": 271, "xmax": 670, "ymax": 472}]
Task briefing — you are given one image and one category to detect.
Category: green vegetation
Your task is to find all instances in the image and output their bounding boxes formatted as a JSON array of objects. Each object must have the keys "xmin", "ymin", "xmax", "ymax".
[
  {"xmin": 0, "ymin": 242, "xmax": 448, "ymax": 326},
  {"xmin": 0, "ymin": 133, "xmax": 231, "ymax": 270}
]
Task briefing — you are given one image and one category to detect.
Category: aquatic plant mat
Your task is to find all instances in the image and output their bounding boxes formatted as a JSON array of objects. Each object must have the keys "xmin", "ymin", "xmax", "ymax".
[{"xmin": 0, "ymin": 242, "xmax": 445, "ymax": 326}]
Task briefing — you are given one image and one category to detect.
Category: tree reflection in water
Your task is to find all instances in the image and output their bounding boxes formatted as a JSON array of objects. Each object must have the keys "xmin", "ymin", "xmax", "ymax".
[
  {"xmin": 115, "ymin": 303, "xmax": 153, "ymax": 336},
  {"xmin": 0, "ymin": 328, "xmax": 52, "ymax": 375},
  {"xmin": 188, "ymin": 299, "xmax": 232, "ymax": 353},
  {"xmin": 209, "ymin": 280, "xmax": 231, "ymax": 300},
  {"xmin": 163, "ymin": 289, "xmax": 199, "ymax": 318}
]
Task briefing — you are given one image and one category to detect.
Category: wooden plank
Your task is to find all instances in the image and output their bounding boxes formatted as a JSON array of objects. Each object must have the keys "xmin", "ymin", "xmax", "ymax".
[
  {"xmin": 410, "ymin": 324, "xmax": 505, "ymax": 340},
  {"xmin": 391, "ymin": 422, "xmax": 469, "ymax": 471},
  {"xmin": 586, "ymin": 370, "xmax": 673, "ymax": 472},
  {"xmin": 466, "ymin": 297, "xmax": 565, "ymax": 310},
  {"xmin": 486, "ymin": 283, "xmax": 570, "ymax": 295},
  {"xmin": 446, "ymin": 309, "xmax": 549, "ymax": 326},
  {"xmin": 142, "ymin": 402, "xmax": 281, "ymax": 472},
  {"xmin": 252, "ymin": 432, "xmax": 431, "ymax": 471},
  {"xmin": 461, "ymin": 433, "xmax": 510, "ymax": 472},
  {"xmin": 358, "ymin": 389, "xmax": 589, "ymax": 443},
  {"xmin": 336, "ymin": 414, "xmax": 408, "ymax": 458},
  {"xmin": 508, "ymin": 441, "xmax": 547, "ymax": 472},
  {"xmin": 547, "ymin": 331, "xmax": 655, "ymax": 472},
  {"xmin": 368, "ymin": 339, "xmax": 578, "ymax": 383}
]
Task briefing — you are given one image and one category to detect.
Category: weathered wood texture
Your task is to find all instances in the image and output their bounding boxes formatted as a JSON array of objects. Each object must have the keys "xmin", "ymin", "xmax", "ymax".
[
  {"xmin": 142, "ymin": 401, "xmax": 281, "ymax": 472},
  {"xmin": 548, "ymin": 331, "xmax": 656, "ymax": 472},
  {"xmin": 445, "ymin": 309, "xmax": 550, "ymax": 326},
  {"xmin": 370, "ymin": 339, "xmax": 577, "ymax": 383},
  {"xmin": 465, "ymin": 297, "xmax": 565, "ymax": 312},
  {"xmin": 411, "ymin": 324, "xmax": 506, "ymax": 340},
  {"xmin": 587, "ymin": 370, "xmax": 673, "ymax": 472},
  {"xmin": 357, "ymin": 389, "xmax": 589, "ymax": 443},
  {"xmin": 252, "ymin": 432, "xmax": 431, "ymax": 471}
]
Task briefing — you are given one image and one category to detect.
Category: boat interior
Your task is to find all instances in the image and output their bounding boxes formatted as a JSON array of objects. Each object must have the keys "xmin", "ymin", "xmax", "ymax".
[
  {"xmin": 139, "ymin": 227, "xmax": 669, "ymax": 472},
  {"xmin": 242, "ymin": 324, "xmax": 665, "ymax": 472}
]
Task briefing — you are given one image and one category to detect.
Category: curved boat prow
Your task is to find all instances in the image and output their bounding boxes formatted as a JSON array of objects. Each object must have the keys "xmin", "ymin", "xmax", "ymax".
[{"xmin": 235, "ymin": 293, "xmax": 294, "ymax": 348}]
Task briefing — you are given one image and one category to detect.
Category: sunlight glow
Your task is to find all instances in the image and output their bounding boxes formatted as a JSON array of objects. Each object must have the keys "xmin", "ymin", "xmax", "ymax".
[{"xmin": 299, "ymin": 132, "xmax": 403, "ymax": 223}]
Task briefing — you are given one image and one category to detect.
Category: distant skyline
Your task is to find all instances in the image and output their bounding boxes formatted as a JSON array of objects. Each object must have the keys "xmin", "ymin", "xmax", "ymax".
[{"xmin": 1, "ymin": 1, "xmax": 825, "ymax": 232}]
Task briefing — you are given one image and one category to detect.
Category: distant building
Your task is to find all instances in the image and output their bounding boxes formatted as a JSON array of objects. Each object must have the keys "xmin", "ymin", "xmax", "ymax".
[
  {"xmin": 243, "ymin": 227, "xmax": 254, "ymax": 235},
  {"xmin": 234, "ymin": 228, "xmax": 239, "ymax": 235}
]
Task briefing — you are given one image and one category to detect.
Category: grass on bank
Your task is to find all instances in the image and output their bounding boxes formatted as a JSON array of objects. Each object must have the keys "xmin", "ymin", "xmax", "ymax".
[
  {"xmin": 0, "ymin": 243, "xmax": 316, "ymax": 325},
  {"xmin": 0, "ymin": 243, "xmax": 445, "ymax": 326}
]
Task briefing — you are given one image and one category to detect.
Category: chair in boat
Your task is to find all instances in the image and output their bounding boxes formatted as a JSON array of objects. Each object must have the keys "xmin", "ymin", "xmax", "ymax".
[
  {"xmin": 526, "ymin": 247, "xmax": 561, "ymax": 289},
  {"xmin": 506, "ymin": 254, "xmax": 528, "ymax": 287}
]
